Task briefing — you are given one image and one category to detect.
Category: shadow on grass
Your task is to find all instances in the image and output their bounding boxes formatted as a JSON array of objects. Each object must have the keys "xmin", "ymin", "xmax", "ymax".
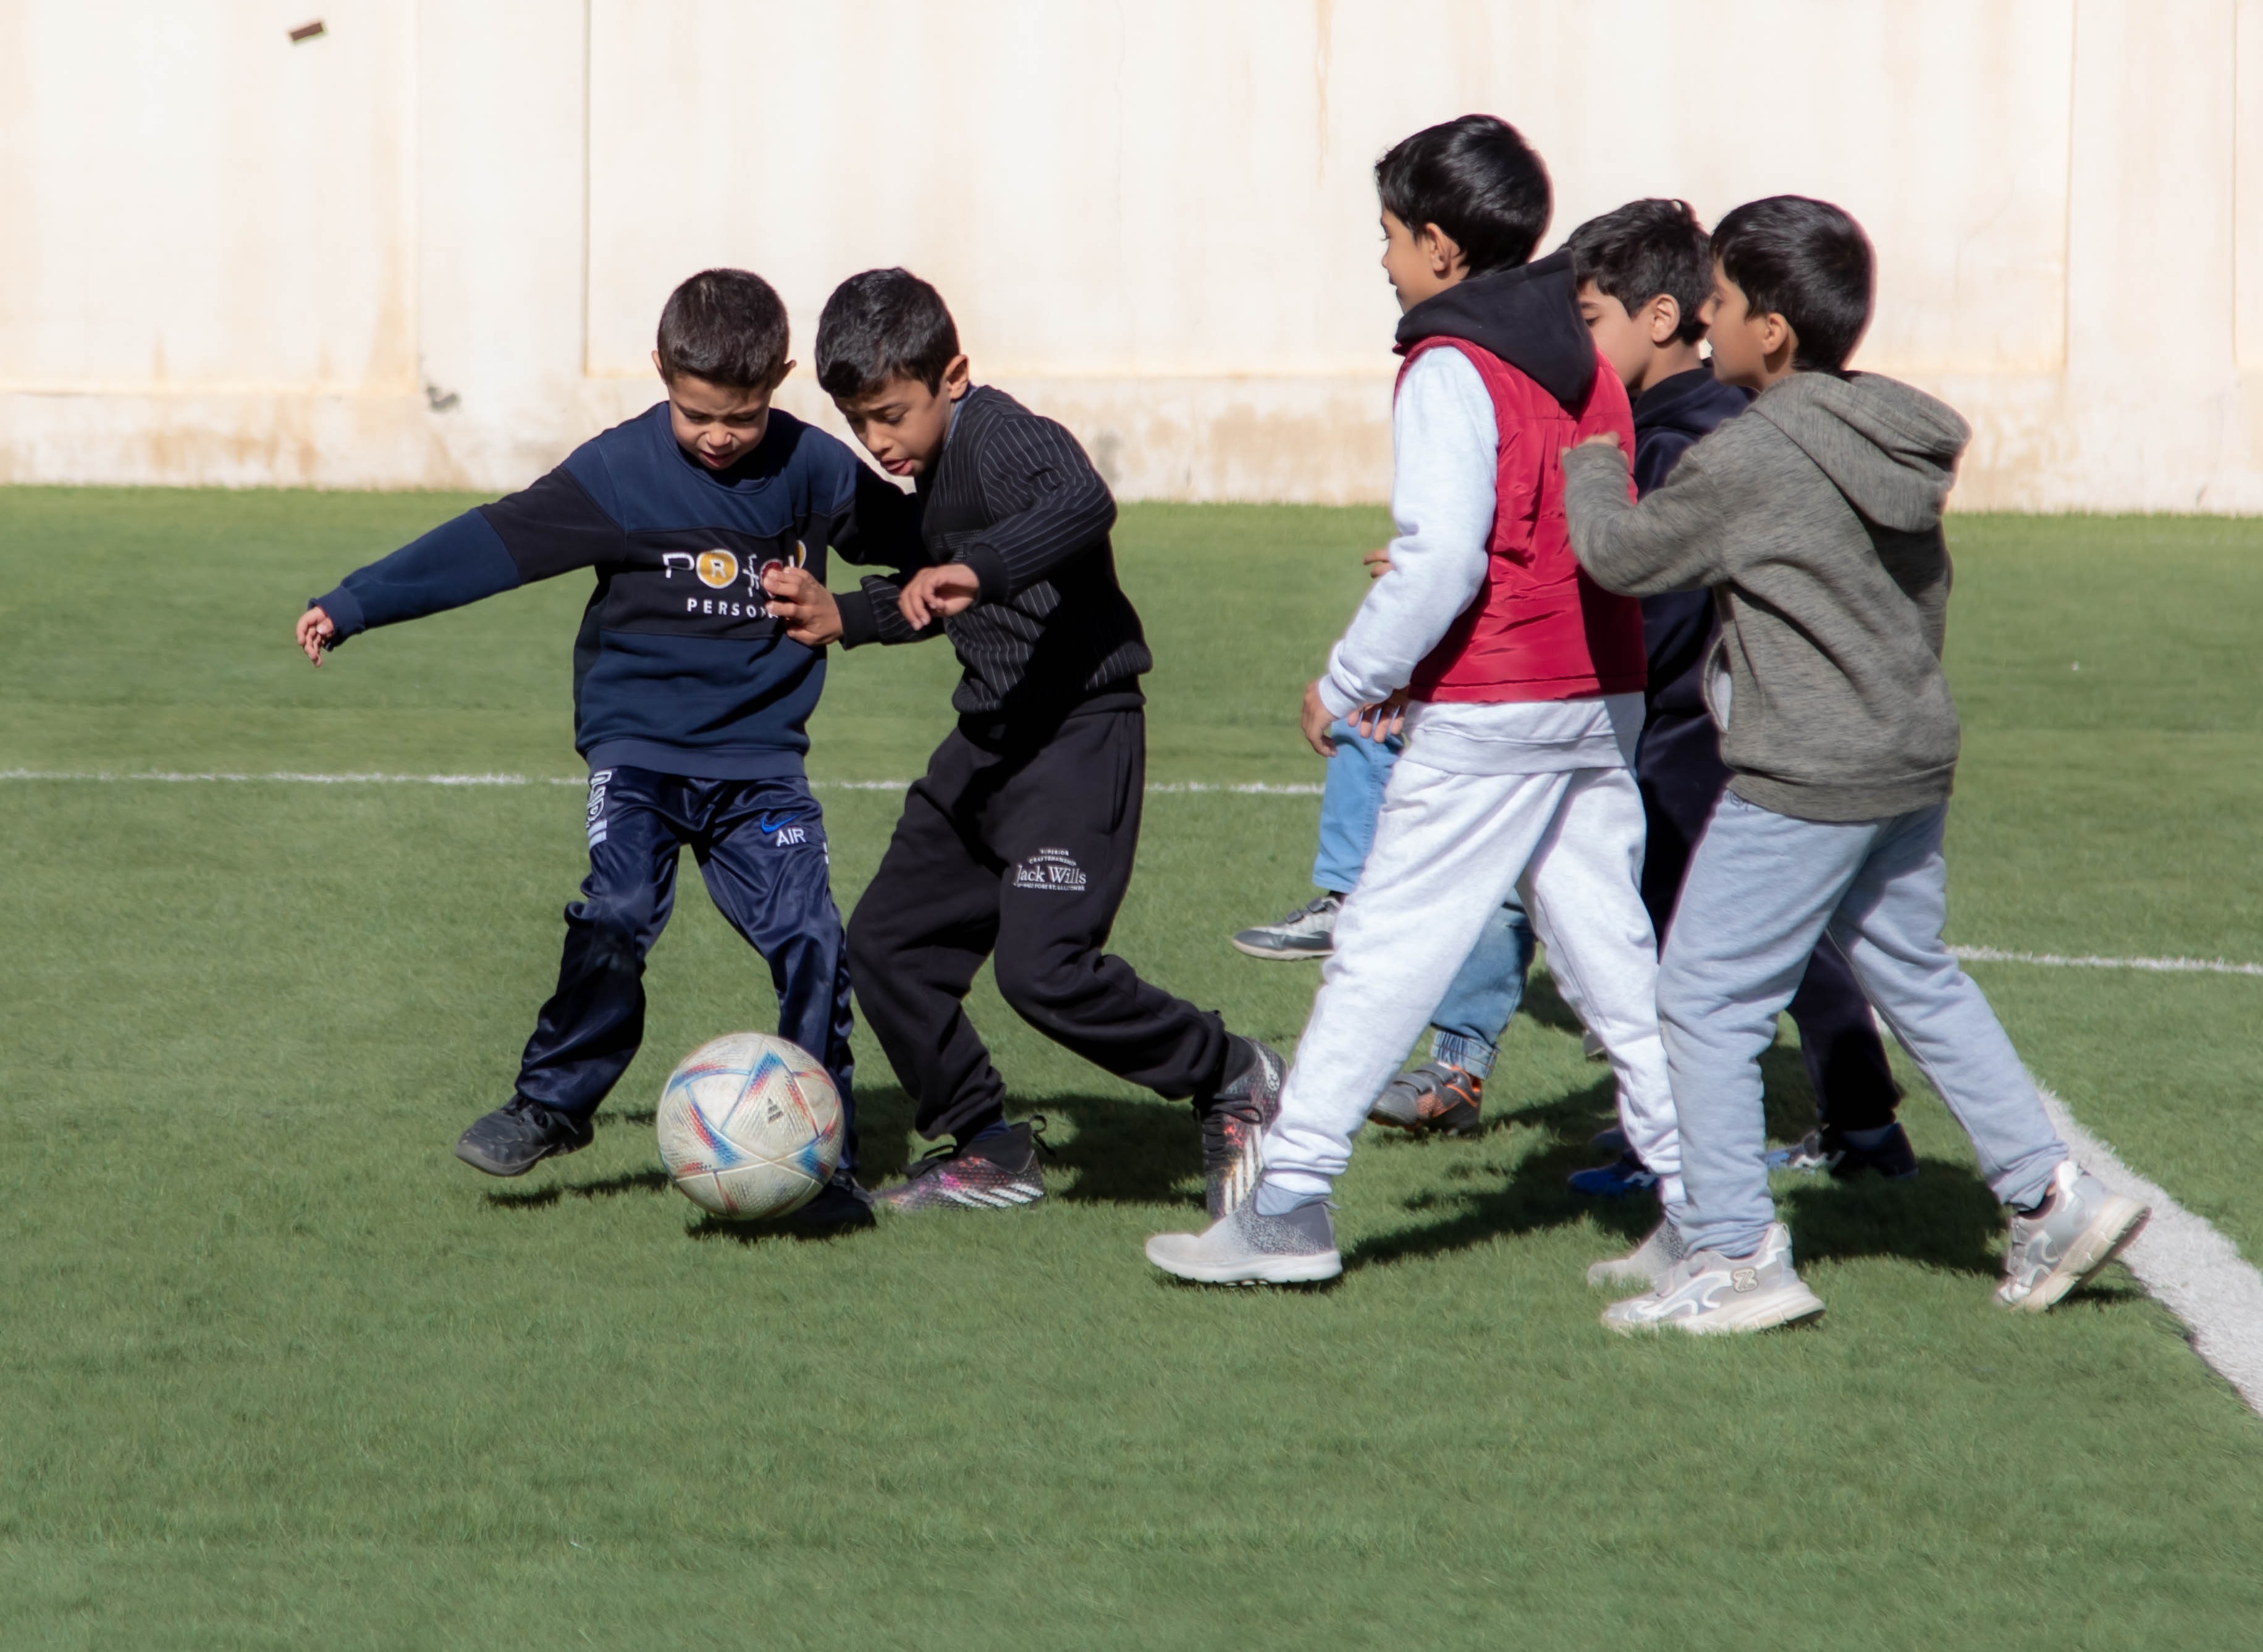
[
  {"xmin": 1349, "ymin": 1057, "xmax": 2007, "ymax": 1283},
  {"xmin": 484, "ymin": 1168, "xmax": 672, "ymax": 1210}
]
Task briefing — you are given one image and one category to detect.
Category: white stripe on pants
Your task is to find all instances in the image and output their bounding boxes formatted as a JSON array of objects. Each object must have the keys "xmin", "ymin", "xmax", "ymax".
[{"xmin": 1258, "ymin": 756, "xmax": 1680, "ymax": 1205}]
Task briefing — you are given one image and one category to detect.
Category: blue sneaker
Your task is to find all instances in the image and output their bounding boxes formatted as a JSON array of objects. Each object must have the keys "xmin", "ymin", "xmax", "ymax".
[{"xmin": 1569, "ymin": 1150, "xmax": 1658, "ymax": 1199}]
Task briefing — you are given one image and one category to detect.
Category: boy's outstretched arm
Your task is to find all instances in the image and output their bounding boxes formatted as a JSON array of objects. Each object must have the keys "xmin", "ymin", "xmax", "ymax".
[
  {"xmin": 804, "ymin": 463, "xmax": 945, "ymax": 650},
  {"xmin": 294, "ymin": 466, "xmax": 627, "ymax": 661},
  {"xmin": 1561, "ymin": 435, "xmax": 1732, "ymax": 597}
]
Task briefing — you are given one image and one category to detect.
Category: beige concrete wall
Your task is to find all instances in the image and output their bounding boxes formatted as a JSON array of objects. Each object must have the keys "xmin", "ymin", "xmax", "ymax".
[{"xmin": 0, "ymin": 0, "xmax": 2251, "ymax": 508}]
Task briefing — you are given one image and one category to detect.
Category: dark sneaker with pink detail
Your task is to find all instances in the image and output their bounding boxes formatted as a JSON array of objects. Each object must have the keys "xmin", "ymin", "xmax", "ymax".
[
  {"xmin": 877, "ymin": 1121, "xmax": 1047, "ymax": 1213},
  {"xmin": 1197, "ymin": 1038, "xmax": 1286, "ymax": 1218}
]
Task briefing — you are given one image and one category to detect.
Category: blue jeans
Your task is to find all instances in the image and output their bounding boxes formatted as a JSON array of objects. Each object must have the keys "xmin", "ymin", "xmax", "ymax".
[
  {"xmin": 1659, "ymin": 794, "xmax": 2067, "ymax": 1258},
  {"xmin": 1310, "ymin": 719, "xmax": 1535, "ymax": 1077}
]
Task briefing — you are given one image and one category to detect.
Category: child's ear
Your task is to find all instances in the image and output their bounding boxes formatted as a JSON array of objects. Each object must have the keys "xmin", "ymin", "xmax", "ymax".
[
  {"xmin": 1647, "ymin": 295, "xmax": 1682, "ymax": 347},
  {"xmin": 768, "ymin": 358, "xmax": 797, "ymax": 392},
  {"xmin": 1758, "ymin": 311, "xmax": 1797, "ymax": 366},
  {"xmin": 942, "ymin": 353, "xmax": 972, "ymax": 397},
  {"xmin": 1418, "ymin": 222, "xmax": 1465, "ymax": 279}
]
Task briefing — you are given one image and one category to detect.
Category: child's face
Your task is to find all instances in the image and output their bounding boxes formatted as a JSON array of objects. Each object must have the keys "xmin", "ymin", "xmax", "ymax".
[
  {"xmin": 833, "ymin": 355, "xmax": 971, "ymax": 479},
  {"xmin": 1578, "ymin": 280, "xmax": 1683, "ymax": 393},
  {"xmin": 657, "ymin": 362, "xmax": 787, "ymax": 470},
  {"xmin": 1380, "ymin": 210, "xmax": 1467, "ymax": 312},
  {"xmin": 1705, "ymin": 262, "xmax": 1796, "ymax": 391}
]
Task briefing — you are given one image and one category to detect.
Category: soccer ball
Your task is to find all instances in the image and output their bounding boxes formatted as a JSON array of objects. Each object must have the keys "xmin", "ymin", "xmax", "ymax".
[{"xmin": 655, "ymin": 1032, "xmax": 842, "ymax": 1219}]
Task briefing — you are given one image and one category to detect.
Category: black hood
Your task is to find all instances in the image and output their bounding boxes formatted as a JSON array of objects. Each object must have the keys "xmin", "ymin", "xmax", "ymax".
[
  {"xmin": 1632, "ymin": 363, "xmax": 1752, "ymax": 441},
  {"xmin": 1393, "ymin": 250, "xmax": 1595, "ymax": 411}
]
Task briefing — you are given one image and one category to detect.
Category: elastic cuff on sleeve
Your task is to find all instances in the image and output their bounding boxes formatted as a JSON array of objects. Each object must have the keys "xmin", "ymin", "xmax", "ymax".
[
  {"xmin": 313, "ymin": 584, "xmax": 365, "ymax": 641},
  {"xmin": 834, "ymin": 588, "xmax": 881, "ymax": 650},
  {"xmin": 955, "ymin": 542, "xmax": 1011, "ymax": 604},
  {"xmin": 1315, "ymin": 674, "xmax": 1362, "ymax": 720}
]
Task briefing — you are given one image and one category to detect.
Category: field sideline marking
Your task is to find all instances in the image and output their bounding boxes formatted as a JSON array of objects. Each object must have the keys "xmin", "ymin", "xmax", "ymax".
[
  {"xmin": 10, "ymin": 768, "xmax": 2263, "ymax": 968},
  {"xmin": 2037, "ymin": 1085, "xmax": 2263, "ymax": 1415}
]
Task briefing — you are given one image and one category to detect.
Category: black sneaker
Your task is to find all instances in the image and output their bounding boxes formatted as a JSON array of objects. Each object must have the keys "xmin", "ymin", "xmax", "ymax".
[
  {"xmin": 1821, "ymin": 1121, "xmax": 1920, "ymax": 1181},
  {"xmin": 877, "ymin": 1120, "xmax": 1047, "ymax": 1212},
  {"xmin": 790, "ymin": 1168, "xmax": 877, "ymax": 1232},
  {"xmin": 453, "ymin": 1097, "xmax": 593, "ymax": 1177},
  {"xmin": 1195, "ymin": 1037, "xmax": 1286, "ymax": 1218}
]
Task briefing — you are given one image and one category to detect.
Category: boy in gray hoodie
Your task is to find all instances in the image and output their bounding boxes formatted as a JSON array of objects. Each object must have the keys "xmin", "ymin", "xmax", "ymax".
[{"xmin": 1562, "ymin": 196, "xmax": 2147, "ymax": 1334}]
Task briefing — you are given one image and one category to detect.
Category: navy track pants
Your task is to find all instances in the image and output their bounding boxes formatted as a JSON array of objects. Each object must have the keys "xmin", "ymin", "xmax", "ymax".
[{"xmin": 514, "ymin": 765, "xmax": 859, "ymax": 1168}]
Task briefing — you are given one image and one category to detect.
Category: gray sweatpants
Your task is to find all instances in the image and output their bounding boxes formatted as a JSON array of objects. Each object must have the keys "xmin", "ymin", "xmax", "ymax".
[{"xmin": 1659, "ymin": 794, "xmax": 2066, "ymax": 1258}]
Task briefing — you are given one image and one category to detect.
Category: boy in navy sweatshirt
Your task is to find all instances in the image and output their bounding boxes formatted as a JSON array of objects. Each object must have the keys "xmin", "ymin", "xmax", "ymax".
[
  {"xmin": 1563, "ymin": 199, "xmax": 1911, "ymax": 1226},
  {"xmin": 762, "ymin": 268, "xmax": 1284, "ymax": 1216},
  {"xmin": 295, "ymin": 269, "xmax": 911, "ymax": 1228}
]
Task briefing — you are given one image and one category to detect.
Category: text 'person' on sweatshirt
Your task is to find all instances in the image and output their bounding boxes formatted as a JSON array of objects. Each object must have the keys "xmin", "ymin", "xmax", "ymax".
[
  {"xmin": 1562, "ymin": 371, "xmax": 1973, "ymax": 822},
  {"xmin": 310, "ymin": 403, "xmax": 913, "ymax": 777}
]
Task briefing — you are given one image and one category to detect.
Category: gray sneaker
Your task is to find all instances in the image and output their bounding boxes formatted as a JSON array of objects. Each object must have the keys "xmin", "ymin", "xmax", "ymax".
[
  {"xmin": 1145, "ymin": 1198, "xmax": 1342, "ymax": 1286},
  {"xmin": 1586, "ymin": 1216, "xmax": 1687, "ymax": 1287},
  {"xmin": 1601, "ymin": 1221, "xmax": 1826, "ymax": 1335},
  {"xmin": 1997, "ymin": 1160, "xmax": 2150, "ymax": 1312},
  {"xmin": 1230, "ymin": 895, "xmax": 1342, "ymax": 960}
]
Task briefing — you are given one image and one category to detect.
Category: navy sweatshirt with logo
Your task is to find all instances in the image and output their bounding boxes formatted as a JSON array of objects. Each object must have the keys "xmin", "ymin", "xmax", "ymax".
[{"xmin": 310, "ymin": 404, "xmax": 912, "ymax": 778}]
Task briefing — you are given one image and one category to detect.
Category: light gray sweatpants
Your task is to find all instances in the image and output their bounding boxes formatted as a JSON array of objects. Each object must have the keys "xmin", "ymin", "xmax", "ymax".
[
  {"xmin": 1259, "ymin": 754, "xmax": 1679, "ymax": 1207},
  {"xmin": 1660, "ymin": 793, "xmax": 2067, "ymax": 1258}
]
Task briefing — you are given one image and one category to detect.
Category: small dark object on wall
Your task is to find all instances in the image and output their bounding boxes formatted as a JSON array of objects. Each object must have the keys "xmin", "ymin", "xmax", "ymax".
[{"xmin": 289, "ymin": 21, "xmax": 326, "ymax": 44}]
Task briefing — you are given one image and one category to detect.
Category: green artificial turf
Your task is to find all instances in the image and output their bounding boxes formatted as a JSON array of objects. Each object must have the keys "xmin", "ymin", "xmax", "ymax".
[{"xmin": 2, "ymin": 491, "xmax": 2261, "ymax": 1648}]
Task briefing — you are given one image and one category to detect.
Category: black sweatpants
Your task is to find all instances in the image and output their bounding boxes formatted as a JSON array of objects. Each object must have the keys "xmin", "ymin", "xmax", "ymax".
[
  {"xmin": 1637, "ymin": 711, "xmax": 1900, "ymax": 1132},
  {"xmin": 847, "ymin": 706, "xmax": 1233, "ymax": 1142},
  {"xmin": 515, "ymin": 766, "xmax": 859, "ymax": 1167}
]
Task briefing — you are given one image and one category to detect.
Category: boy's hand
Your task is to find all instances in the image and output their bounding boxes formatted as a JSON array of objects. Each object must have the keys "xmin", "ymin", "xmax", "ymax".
[
  {"xmin": 762, "ymin": 565, "xmax": 843, "ymax": 646},
  {"xmin": 296, "ymin": 607, "xmax": 335, "ymax": 665},
  {"xmin": 899, "ymin": 563, "xmax": 982, "ymax": 628},
  {"xmin": 1300, "ymin": 680, "xmax": 1339, "ymax": 757},
  {"xmin": 1351, "ymin": 688, "xmax": 1409, "ymax": 742},
  {"xmin": 1363, "ymin": 546, "xmax": 1393, "ymax": 579}
]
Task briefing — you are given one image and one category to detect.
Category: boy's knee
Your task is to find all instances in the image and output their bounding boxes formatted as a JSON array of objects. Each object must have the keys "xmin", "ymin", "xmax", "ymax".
[
  {"xmin": 568, "ymin": 888, "xmax": 657, "ymax": 952},
  {"xmin": 993, "ymin": 945, "xmax": 1090, "ymax": 1024}
]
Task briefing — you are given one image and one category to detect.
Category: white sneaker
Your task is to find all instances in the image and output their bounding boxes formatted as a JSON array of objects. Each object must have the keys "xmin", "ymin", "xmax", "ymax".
[
  {"xmin": 1230, "ymin": 895, "xmax": 1342, "ymax": 960},
  {"xmin": 1601, "ymin": 1222, "xmax": 1825, "ymax": 1335},
  {"xmin": 1144, "ymin": 1199, "xmax": 1342, "ymax": 1286},
  {"xmin": 1586, "ymin": 1216, "xmax": 1687, "ymax": 1287},
  {"xmin": 1997, "ymin": 1160, "xmax": 2150, "ymax": 1312}
]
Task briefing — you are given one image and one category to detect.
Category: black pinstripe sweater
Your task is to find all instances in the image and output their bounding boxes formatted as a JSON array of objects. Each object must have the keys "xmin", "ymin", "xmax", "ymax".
[{"xmin": 833, "ymin": 386, "xmax": 1150, "ymax": 725}]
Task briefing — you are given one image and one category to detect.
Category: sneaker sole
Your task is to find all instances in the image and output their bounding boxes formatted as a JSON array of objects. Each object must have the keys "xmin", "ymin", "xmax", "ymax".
[
  {"xmin": 1603, "ymin": 1284, "xmax": 1827, "ymax": 1336},
  {"xmin": 1367, "ymin": 1105, "xmax": 1481, "ymax": 1139},
  {"xmin": 2007, "ymin": 1196, "xmax": 2151, "ymax": 1313},
  {"xmin": 877, "ymin": 1183, "xmax": 1045, "ymax": 1213},
  {"xmin": 1229, "ymin": 938, "xmax": 1331, "ymax": 961},
  {"xmin": 1144, "ymin": 1239, "xmax": 1343, "ymax": 1286},
  {"xmin": 452, "ymin": 1138, "xmax": 581, "ymax": 1178}
]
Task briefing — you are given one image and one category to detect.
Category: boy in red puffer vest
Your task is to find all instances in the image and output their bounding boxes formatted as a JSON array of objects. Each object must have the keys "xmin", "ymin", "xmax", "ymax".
[{"xmin": 1146, "ymin": 115, "xmax": 1681, "ymax": 1286}]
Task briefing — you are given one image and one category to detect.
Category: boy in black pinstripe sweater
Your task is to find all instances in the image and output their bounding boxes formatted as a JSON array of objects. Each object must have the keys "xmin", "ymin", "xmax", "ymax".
[{"xmin": 763, "ymin": 268, "xmax": 1283, "ymax": 1214}]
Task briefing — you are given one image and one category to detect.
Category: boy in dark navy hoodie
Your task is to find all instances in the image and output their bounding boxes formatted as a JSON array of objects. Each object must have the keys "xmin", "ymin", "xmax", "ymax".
[
  {"xmin": 1563, "ymin": 200, "xmax": 1912, "ymax": 1216},
  {"xmin": 295, "ymin": 269, "xmax": 912, "ymax": 1228},
  {"xmin": 762, "ymin": 268, "xmax": 1285, "ymax": 1217}
]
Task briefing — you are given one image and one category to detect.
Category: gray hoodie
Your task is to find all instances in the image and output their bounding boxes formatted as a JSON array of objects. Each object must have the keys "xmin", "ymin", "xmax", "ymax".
[{"xmin": 1561, "ymin": 371, "xmax": 1971, "ymax": 823}]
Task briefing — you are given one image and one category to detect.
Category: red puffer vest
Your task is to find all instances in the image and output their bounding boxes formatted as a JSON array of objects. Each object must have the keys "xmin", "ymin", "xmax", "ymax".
[{"xmin": 1401, "ymin": 338, "xmax": 1647, "ymax": 703}]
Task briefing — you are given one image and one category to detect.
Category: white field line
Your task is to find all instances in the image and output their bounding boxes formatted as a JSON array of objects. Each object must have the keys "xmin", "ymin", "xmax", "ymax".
[
  {"xmin": 1955, "ymin": 945, "xmax": 2263, "ymax": 980},
  {"xmin": 0, "ymin": 767, "xmax": 1325, "ymax": 796},
  {"xmin": 2036, "ymin": 1085, "xmax": 2263, "ymax": 1415}
]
